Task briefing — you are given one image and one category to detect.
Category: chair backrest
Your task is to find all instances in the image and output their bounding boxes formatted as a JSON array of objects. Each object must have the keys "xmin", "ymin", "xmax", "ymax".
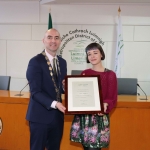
[
  {"xmin": 71, "ymin": 70, "xmax": 82, "ymax": 75},
  {"xmin": 117, "ymin": 78, "xmax": 137, "ymax": 95},
  {"xmin": 0, "ymin": 76, "xmax": 11, "ymax": 90}
]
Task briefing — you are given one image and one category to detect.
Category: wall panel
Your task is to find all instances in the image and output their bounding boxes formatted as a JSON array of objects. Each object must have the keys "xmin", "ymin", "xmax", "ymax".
[
  {"xmin": 0, "ymin": 40, "xmax": 7, "ymax": 75},
  {"xmin": 0, "ymin": 1, "xmax": 39, "ymax": 23},
  {"xmin": 134, "ymin": 26, "xmax": 150, "ymax": 41},
  {"xmin": 0, "ymin": 25, "xmax": 31, "ymax": 40},
  {"xmin": 7, "ymin": 41, "xmax": 43, "ymax": 78}
]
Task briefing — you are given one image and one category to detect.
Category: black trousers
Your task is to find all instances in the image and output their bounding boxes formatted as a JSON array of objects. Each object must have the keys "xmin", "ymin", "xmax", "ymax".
[{"xmin": 29, "ymin": 119, "xmax": 64, "ymax": 150}]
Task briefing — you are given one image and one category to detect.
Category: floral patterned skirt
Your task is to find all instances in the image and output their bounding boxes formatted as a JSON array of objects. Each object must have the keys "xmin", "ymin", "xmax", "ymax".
[{"xmin": 70, "ymin": 114, "xmax": 110, "ymax": 148}]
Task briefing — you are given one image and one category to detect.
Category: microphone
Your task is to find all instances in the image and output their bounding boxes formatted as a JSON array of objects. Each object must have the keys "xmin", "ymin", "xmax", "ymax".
[
  {"xmin": 137, "ymin": 83, "xmax": 148, "ymax": 100},
  {"xmin": 15, "ymin": 82, "xmax": 29, "ymax": 96}
]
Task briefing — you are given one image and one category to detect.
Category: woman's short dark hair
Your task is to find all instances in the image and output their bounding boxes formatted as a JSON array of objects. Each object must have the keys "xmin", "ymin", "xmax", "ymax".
[{"xmin": 85, "ymin": 43, "xmax": 105, "ymax": 63}]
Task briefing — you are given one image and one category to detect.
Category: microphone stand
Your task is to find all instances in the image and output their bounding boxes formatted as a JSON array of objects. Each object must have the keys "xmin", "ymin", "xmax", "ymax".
[
  {"xmin": 15, "ymin": 83, "xmax": 29, "ymax": 96},
  {"xmin": 137, "ymin": 83, "xmax": 148, "ymax": 100}
]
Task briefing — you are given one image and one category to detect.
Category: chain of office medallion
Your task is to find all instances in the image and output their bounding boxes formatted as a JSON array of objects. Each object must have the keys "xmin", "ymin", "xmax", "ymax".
[{"xmin": 42, "ymin": 51, "xmax": 61, "ymax": 101}]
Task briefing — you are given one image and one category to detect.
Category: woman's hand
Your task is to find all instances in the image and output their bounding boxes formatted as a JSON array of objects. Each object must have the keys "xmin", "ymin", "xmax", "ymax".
[
  {"xmin": 97, "ymin": 103, "xmax": 108, "ymax": 116},
  {"xmin": 103, "ymin": 103, "xmax": 108, "ymax": 112}
]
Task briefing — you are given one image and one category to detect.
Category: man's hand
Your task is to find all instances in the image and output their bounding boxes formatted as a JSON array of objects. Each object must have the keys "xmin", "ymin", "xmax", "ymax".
[{"xmin": 56, "ymin": 102, "xmax": 66, "ymax": 113}]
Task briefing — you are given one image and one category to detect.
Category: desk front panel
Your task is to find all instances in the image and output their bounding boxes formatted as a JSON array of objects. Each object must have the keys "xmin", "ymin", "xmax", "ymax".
[{"xmin": 0, "ymin": 91, "xmax": 150, "ymax": 150}]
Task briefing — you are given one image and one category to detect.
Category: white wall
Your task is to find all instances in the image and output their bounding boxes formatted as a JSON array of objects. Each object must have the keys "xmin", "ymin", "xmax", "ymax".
[{"xmin": 0, "ymin": 1, "xmax": 150, "ymax": 96}]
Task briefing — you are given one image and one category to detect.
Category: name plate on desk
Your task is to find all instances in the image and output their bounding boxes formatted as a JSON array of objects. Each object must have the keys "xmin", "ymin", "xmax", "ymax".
[{"xmin": 65, "ymin": 75, "xmax": 103, "ymax": 114}]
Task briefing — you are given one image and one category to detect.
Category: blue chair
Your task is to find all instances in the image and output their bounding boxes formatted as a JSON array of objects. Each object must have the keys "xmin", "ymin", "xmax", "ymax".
[
  {"xmin": 117, "ymin": 78, "xmax": 137, "ymax": 95},
  {"xmin": 71, "ymin": 70, "xmax": 82, "ymax": 75},
  {"xmin": 0, "ymin": 76, "xmax": 11, "ymax": 90}
]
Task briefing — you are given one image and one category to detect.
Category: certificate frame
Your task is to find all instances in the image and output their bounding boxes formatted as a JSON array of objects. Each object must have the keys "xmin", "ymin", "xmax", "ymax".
[{"xmin": 64, "ymin": 75, "xmax": 104, "ymax": 114}]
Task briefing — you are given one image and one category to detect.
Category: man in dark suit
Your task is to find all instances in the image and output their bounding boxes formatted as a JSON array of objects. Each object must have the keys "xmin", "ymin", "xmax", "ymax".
[{"xmin": 26, "ymin": 28, "xmax": 67, "ymax": 150}]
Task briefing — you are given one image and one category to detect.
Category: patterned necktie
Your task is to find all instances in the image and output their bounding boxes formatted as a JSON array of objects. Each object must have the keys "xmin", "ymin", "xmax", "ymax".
[{"xmin": 53, "ymin": 58, "xmax": 57, "ymax": 79}]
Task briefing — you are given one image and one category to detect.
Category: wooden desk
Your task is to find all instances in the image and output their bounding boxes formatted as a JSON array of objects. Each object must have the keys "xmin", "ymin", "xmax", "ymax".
[
  {"xmin": 0, "ymin": 90, "xmax": 30, "ymax": 150},
  {"xmin": 0, "ymin": 90, "xmax": 150, "ymax": 150}
]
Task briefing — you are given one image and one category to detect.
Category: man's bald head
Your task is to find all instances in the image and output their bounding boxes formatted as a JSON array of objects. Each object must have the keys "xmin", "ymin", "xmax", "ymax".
[
  {"xmin": 44, "ymin": 28, "xmax": 60, "ymax": 38},
  {"xmin": 43, "ymin": 28, "xmax": 61, "ymax": 56}
]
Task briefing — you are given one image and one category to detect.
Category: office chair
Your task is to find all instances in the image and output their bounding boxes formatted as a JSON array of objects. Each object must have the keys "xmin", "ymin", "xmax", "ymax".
[
  {"xmin": 0, "ymin": 76, "xmax": 11, "ymax": 90},
  {"xmin": 117, "ymin": 78, "xmax": 137, "ymax": 95},
  {"xmin": 71, "ymin": 70, "xmax": 82, "ymax": 75}
]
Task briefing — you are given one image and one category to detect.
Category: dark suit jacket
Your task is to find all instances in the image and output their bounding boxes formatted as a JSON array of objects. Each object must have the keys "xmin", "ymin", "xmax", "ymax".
[{"xmin": 26, "ymin": 52, "xmax": 67, "ymax": 124}]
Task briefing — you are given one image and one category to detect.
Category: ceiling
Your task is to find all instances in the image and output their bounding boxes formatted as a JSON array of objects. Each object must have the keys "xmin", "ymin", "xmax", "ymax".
[{"xmin": 1, "ymin": 0, "xmax": 150, "ymax": 4}]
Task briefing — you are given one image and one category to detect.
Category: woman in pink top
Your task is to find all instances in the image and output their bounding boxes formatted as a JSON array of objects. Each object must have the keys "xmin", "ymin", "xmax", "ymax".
[{"xmin": 70, "ymin": 43, "xmax": 117, "ymax": 150}]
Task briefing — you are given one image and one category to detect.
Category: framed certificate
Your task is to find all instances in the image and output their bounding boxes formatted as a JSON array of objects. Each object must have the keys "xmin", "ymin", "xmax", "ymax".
[{"xmin": 64, "ymin": 75, "xmax": 104, "ymax": 114}]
